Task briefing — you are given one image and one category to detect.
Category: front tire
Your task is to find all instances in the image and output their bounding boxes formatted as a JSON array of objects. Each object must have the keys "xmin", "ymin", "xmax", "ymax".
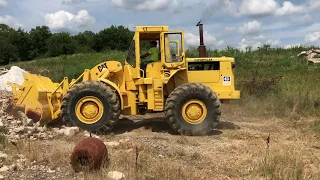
[
  {"xmin": 61, "ymin": 81, "xmax": 120, "ymax": 133},
  {"xmin": 165, "ymin": 83, "xmax": 221, "ymax": 136}
]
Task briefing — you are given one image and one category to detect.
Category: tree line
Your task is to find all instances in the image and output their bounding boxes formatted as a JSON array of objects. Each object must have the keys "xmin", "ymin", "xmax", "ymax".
[{"xmin": 0, "ymin": 24, "xmax": 135, "ymax": 65}]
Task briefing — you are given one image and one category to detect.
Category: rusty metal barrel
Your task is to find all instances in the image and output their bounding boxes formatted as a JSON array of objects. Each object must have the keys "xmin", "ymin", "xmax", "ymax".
[{"xmin": 70, "ymin": 137, "xmax": 109, "ymax": 172}]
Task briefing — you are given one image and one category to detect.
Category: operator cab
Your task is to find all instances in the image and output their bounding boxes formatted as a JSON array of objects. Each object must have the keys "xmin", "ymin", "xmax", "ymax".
[
  {"xmin": 144, "ymin": 33, "xmax": 185, "ymax": 78},
  {"xmin": 124, "ymin": 26, "xmax": 185, "ymax": 79}
]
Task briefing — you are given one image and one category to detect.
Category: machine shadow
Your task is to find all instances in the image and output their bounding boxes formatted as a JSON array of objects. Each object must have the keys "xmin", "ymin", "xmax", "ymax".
[
  {"xmin": 42, "ymin": 113, "xmax": 240, "ymax": 137},
  {"xmin": 111, "ymin": 116, "xmax": 240, "ymax": 136}
]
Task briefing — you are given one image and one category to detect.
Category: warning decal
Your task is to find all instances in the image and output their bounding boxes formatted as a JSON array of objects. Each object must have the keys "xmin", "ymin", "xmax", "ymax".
[{"xmin": 223, "ymin": 76, "xmax": 231, "ymax": 85}]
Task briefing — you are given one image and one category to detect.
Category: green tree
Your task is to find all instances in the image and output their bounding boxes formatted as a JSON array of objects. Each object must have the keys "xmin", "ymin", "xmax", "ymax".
[
  {"xmin": 8, "ymin": 28, "xmax": 33, "ymax": 61},
  {"xmin": 93, "ymin": 25, "xmax": 133, "ymax": 52},
  {"xmin": 47, "ymin": 32, "xmax": 77, "ymax": 57},
  {"xmin": 0, "ymin": 24, "xmax": 20, "ymax": 64},
  {"xmin": 0, "ymin": 38, "xmax": 19, "ymax": 65},
  {"xmin": 0, "ymin": 24, "xmax": 15, "ymax": 35},
  {"xmin": 29, "ymin": 26, "xmax": 52, "ymax": 58},
  {"xmin": 74, "ymin": 31, "xmax": 96, "ymax": 53}
]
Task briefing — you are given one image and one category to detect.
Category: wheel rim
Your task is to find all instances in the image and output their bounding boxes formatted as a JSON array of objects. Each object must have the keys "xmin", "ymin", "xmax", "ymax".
[
  {"xmin": 182, "ymin": 100, "xmax": 207, "ymax": 124},
  {"xmin": 75, "ymin": 96, "xmax": 104, "ymax": 125}
]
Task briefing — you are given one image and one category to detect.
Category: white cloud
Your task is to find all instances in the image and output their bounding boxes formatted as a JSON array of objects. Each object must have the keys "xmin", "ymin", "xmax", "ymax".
[
  {"xmin": 239, "ymin": 0, "xmax": 308, "ymax": 17},
  {"xmin": 111, "ymin": 0, "xmax": 169, "ymax": 11},
  {"xmin": 221, "ymin": 0, "xmax": 238, "ymax": 17},
  {"xmin": 62, "ymin": 0, "xmax": 87, "ymax": 5},
  {"xmin": 127, "ymin": 23, "xmax": 135, "ymax": 31},
  {"xmin": 265, "ymin": 38, "xmax": 281, "ymax": 46},
  {"xmin": 238, "ymin": 36, "xmax": 281, "ymax": 51},
  {"xmin": 1, "ymin": 0, "xmax": 318, "ymax": 50},
  {"xmin": 275, "ymin": 1, "xmax": 306, "ymax": 16},
  {"xmin": 239, "ymin": 0, "xmax": 278, "ymax": 17},
  {"xmin": 0, "ymin": 0, "xmax": 7, "ymax": 8},
  {"xmin": 170, "ymin": 0, "xmax": 180, "ymax": 13},
  {"xmin": 284, "ymin": 44, "xmax": 302, "ymax": 49},
  {"xmin": 172, "ymin": 0, "xmax": 178, "ymax": 7},
  {"xmin": 301, "ymin": 23, "xmax": 320, "ymax": 33},
  {"xmin": 225, "ymin": 26, "xmax": 236, "ymax": 32},
  {"xmin": 42, "ymin": 10, "xmax": 95, "ymax": 32},
  {"xmin": 239, "ymin": 20, "xmax": 261, "ymax": 35},
  {"xmin": 308, "ymin": 0, "xmax": 320, "ymax": 11},
  {"xmin": 0, "ymin": 15, "xmax": 23, "ymax": 28},
  {"xmin": 190, "ymin": 0, "xmax": 241, "ymax": 19},
  {"xmin": 166, "ymin": 0, "xmax": 309, "ymax": 19},
  {"xmin": 289, "ymin": 14, "xmax": 312, "ymax": 24},
  {"xmin": 304, "ymin": 32, "xmax": 320, "ymax": 43},
  {"xmin": 238, "ymin": 38, "xmax": 261, "ymax": 51},
  {"xmin": 184, "ymin": 31, "xmax": 225, "ymax": 49},
  {"xmin": 254, "ymin": 34, "xmax": 266, "ymax": 40}
]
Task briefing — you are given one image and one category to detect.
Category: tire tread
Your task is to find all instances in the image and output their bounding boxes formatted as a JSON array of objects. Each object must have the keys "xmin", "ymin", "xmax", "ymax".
[
  {"xmin": 164, "ymin": 83, "xmax": 221, "ymax": 136},
  {"xmin": 61, "ymin": 80, "xmax": 120, "ymax": 134}
]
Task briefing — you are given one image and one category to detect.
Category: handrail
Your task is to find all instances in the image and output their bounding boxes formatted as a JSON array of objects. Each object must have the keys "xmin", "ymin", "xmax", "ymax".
[
  {"xmin": 51, "ymin": 77, "xmax": 67, "ymax": 95},
  {"xmin": 69, "ymin": 72, "xmax": 85, "ymax": 88}
]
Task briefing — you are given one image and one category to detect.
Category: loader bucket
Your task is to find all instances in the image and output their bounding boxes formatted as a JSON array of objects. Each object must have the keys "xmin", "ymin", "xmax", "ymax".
[{"xmin": 7, "ymin": 72, "xmax": 63, "ymax": 124}]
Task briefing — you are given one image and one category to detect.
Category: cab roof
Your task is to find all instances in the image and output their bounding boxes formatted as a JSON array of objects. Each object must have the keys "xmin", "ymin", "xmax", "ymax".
[
  {"xmin": 134, "ymin": 26, "xmax": 169, "ymax": 41},
  {"xmin": 135, "ymin": 26, "xmax": 169, "ymax": 32}
]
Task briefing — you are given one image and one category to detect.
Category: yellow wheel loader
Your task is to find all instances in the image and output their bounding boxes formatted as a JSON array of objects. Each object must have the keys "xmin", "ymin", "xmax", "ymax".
[{"xmin": 7, "ymin": 22, "xmax": 240, "ymax": 136}]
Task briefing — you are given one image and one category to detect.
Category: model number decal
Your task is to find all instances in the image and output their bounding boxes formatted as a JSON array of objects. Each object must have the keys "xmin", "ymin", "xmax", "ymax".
[
  {"xmin": 194, "ymin": 58, "xmax": 214, "ymax": 62},
  {"xmin": 223, "ymin": 76, "xmax": 231, "ymax": 85},
  {"xmin": 98, "ymin": 63, "xmax": 108, "ymax": 72}
]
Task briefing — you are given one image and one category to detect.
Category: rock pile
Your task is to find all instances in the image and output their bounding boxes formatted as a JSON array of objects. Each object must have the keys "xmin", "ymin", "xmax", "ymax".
[
  {"xmin": 0, "ymin": 90, "xmax": 128, "ymax": 178},
  {"xmin": 0, "ymin": 149, "xmax": 64, "ymax": 179},
  {"xmin": 0, "ymin": 68, "xmax": 8, "ymax": 76},
  {"xmin": 0, "ymin": 152, "xmax": 27, "ymax": 173},
  {"xmin": 0, "ymin": 91, "xmax": 81, "ymax": 142},
  {"xmin": 0, "ymin": 66, "xmax": 26, "ymax": 91},
  {"xmin": 297, "ymin": 49, "xmax": 320, "ymax": 64}
]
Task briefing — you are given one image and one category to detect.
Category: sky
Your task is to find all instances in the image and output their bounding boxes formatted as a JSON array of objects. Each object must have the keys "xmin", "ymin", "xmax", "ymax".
[{"xmin": 0, "ymin": 0, "xmax": 320, "ymax": 51}]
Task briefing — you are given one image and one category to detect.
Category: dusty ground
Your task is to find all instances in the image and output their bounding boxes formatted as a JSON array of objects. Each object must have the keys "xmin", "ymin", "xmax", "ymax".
[{"xmin": 0, "ymin": 94, "xmax": 320, "ymax": 180}]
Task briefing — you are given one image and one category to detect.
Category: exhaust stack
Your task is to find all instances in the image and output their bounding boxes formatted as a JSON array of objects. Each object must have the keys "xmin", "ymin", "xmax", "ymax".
[{"xmin": 197, "ymin": 21, "xmax": 206, "ymax": 57}]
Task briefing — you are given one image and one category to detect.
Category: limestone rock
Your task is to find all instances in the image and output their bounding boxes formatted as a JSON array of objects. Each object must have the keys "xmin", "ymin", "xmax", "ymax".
[
  {"xmin": 108, "ymin": 171, "xmax": 125, "ymax": 180},
  {"xmin": 104, "ymin": 141, "xmax": 120, "ymax": 147},
  {"xmin": 0, "ymin": 166, "xmax": 9, "ymax": 172}
]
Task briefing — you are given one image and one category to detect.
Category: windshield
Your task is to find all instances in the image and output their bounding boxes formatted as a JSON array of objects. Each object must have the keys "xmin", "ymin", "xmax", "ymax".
[{"xmin": 126, "ymin": 40, "xmax": 136, "ymax": 67}]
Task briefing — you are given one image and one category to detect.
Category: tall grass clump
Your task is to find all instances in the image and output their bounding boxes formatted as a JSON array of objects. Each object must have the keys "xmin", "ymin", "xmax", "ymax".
[
  {"xmin": 234, "ymin": 46, "xmax": 319, "ymax": 118},
  {"xmin": 255, "ymin": 144, "xmax": 320, "ymax": 180},
  {"xmin": 187, "ymin": 45, "xmax": 320, "ymax": 118}
]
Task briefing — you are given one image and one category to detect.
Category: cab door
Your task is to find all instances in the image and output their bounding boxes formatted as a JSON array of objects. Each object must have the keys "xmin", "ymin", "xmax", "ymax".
[{"xmin": 160, "ymin": 32, "xmax": 186, "ymax": 69}]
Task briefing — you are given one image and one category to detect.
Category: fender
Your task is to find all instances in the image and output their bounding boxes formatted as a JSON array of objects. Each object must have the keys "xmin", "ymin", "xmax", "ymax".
[
  {"xmin": 163, "ymin": 68, "xmax": 187, "ymax": 84},
  {"xmin": 89, "ymin": 61, "xmax": 122, "ymax": 80},
  {"xmin": 98, "ymin": 78, "xmax": 124, "ymax": 110}
]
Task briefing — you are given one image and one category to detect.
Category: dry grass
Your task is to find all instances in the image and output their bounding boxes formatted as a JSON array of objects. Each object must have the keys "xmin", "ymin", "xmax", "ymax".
[
  {"xmin": 257, "ymin": 144, "xmax": 320, "ymax": 180},
  {"xmin": 1, "ymin": 105, "xmax": 320, "ymax": 180}
]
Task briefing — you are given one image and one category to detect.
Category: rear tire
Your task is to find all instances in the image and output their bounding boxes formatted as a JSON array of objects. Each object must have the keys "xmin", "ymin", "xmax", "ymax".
[
  {"xmin": 61, "ymin": 81, "xmax": 120, "ymax": 133},
  {"xmin": 164, "ymin": 83, "xmax": 221, "ymax": 136}
]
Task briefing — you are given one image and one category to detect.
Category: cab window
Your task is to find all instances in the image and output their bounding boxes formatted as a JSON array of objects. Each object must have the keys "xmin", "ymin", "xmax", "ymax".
[{"xmin": 164, "ymin": 33, "xmax": 183, "ymax": 63}]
